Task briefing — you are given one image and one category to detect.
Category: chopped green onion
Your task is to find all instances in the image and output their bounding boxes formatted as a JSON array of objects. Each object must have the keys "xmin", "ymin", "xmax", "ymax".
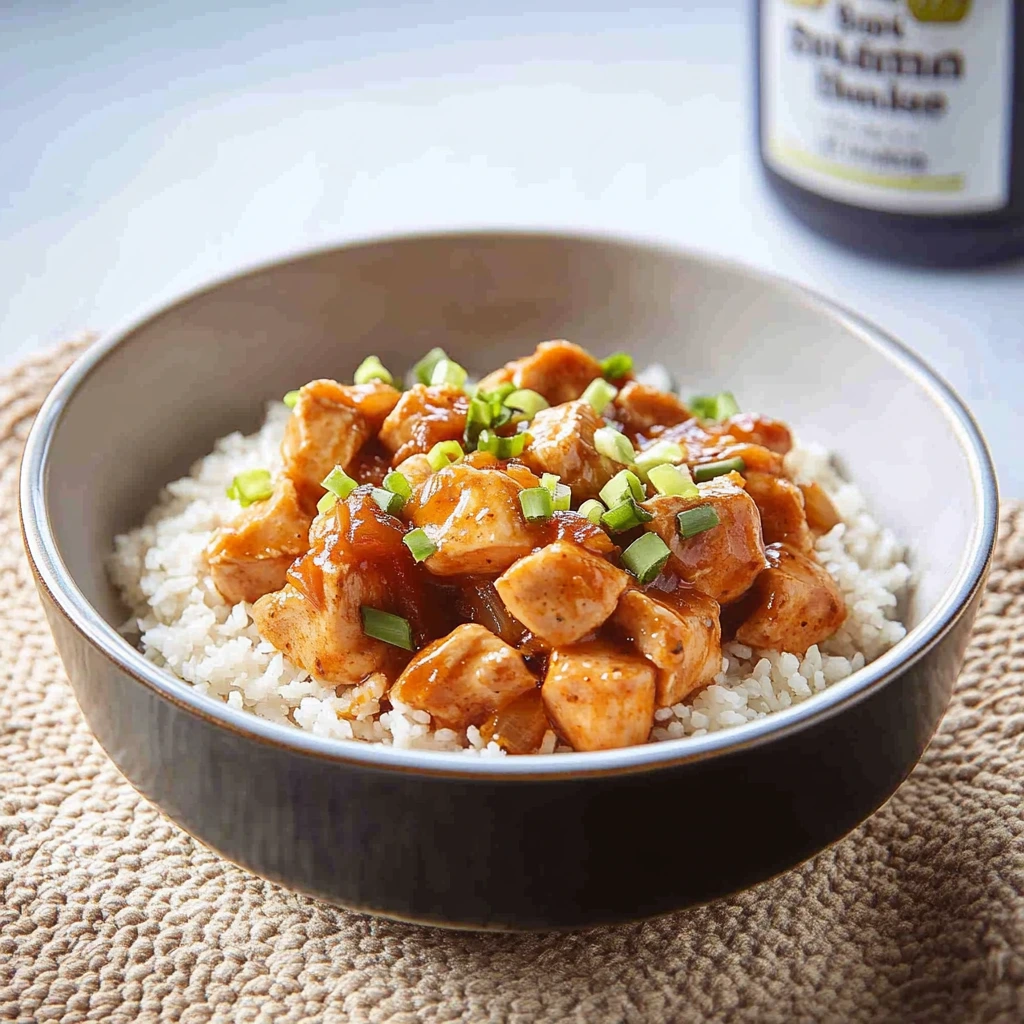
[
  {"xmin": 540, "ymin": 473, "xmax": 560, "ymax": 494},
  {"xmin": 321, "ymin": 465, "xmax": 358, "ymax": 500},
  {"xmin": 503, "ymin": 388, "xmax": 549, "ymax": 418},
  {"xmin": 600, "ymin": 352, "xmax": 633, "ymax": 381},
  {"xmin": 371, "ymin": 486, "xmax": 405, "ymax": 516},
  {"xmin": 476, "ymin": 430, "xmax": 527, "ymax": 459},
  {"xmin": 354, "ymin": 355, "xmax": 394, "ymax": 386},
  {"xmin": 413, "ymin": 347, "xmax": 449, "ymax": 385},
  {"xmin": 360, "ymin": 606, "xmax": 414, "ymax": 651},
  {"xmin": 594, "ymin": 426, "xmax": 636, "ymax": 465},
  {"xmin": 693, "ymin": 457, "xmax": 746, "ymax": 482},
  {"xmin": 317, "ymin": 492, "xmax": 338, "ymax": 514},
  {"xmin": 481, "ymin": 382, "xmax": 517, "ymax": 405},
  {"xmin": 403, "ymin": 527, "xmax": 437, "ymax": 562},
  {"xmin": 648, "ymin": 463, "xmax": 700, "ymax": 498},
  {"xmin": 464, "ymin": 395, "xmax": 493, "ymax": 447},
  {"xmin": 551, "ymin": 483, "xmax": 571, "ymax": 511},
  {"xmin": 520, "ymin": 486, "xmax": 554, "ymax": 522},
  {"xmin": 226, "ymin": 468, "xmax": 274, "ymax": 507},
  {"xmin": 678, "ymin": 504, "xmax": 721, "ymax": 539},
  {"xmin": 283, "ymin": 390, "xmax": 301, "ymax": 409},
  {"xmin": 578, "ymin": 499, "xmax": 606, "ymax": 525},
  {"xmin": 634, "ymin": 440, "xmax": 685, "ymax": 474},
  {"xmin": 430, "ymin": 358, "xmax": 468, "ymax": 389},
  {"xmin": 600, "ymin": 498, "xmax": 653, "ymax": 534},
  {"xmin": 581, "ymin": 378, "xmax": 618, "ymax": 416},
  {"xmin": 689, "ymin": 391, "xmax": 741, "ymax": 422},
  {"xmin": 383, "ymin": 470, "xmax": 412, "ymax": 500},
  {"xmin": 427, "ymin": 440, "xmax": 465, "ymax": 472},
  {"xmin": 599, "ymin": 469, "xmax": 646, "ymax": 509},
  {"xmin": 621, "ymin": 533, "xmax": 672, "ymax": 584}
]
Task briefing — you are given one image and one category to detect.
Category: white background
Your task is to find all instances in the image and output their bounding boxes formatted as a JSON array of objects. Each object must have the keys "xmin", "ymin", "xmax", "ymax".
[{"xmin": 2, "ymin": 1, "xmax": 1021, "ymax": 491}]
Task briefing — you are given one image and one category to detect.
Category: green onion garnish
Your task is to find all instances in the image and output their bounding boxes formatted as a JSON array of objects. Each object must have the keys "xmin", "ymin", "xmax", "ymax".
[
  {"xmin": 600, "ymin": 497, "xmax": 653, "ymax": 534},
  {"xmin": 693, "ymin": 456, "xmax": 745, "ymax": 482},
  {"xmin": 541, "ymin": 473, "xmax": 560, "ymax": 494},
  {"xmin": 634, "ymin": 440, "xmax": 685, "ymax": 474},
  {"xmin": 600, "ymin": 352, "xmax": 633, "ymax": 381},
  {"xmin": 430, "ymin": 358, "xmax": 468, "ymax": 389},
  {"xmin": 371, "ymin": 486, "xmax": 405, "ymax": 516},
  {"xmin": 677, "ymin": 504, "xmax": 721, "ymax": 539},
  {"xmin": 577, "ymin": 499, "xmax": 606, "ymax": 525},
  {"xmin": 689, "ymin": 391, "xmax": 741, "ymax": 422},
  {"xmin": 599, "ymin": 469, "xmax": 646, "ymax": 509},
  {"xmin": 403, "ymin": 527, "xmax": 437, "ymax": 562},
  {"xmin": 503, "ymin": 388, "xmax": 549, "ymax": 418},
  {"xmin": 551, "ymin": 483, "xmax": 571, "ymax": 511},
  {"xmin": 283, "ymin": 390, "xmax": 301, "ymax": 409},
  {"xmin": 427, "ymin": 440, "xmax": 465, "ymax": 472},
  {"xmin": 520, "ymin": 486, "xmax": 554, "ymax": 522},
  {"xmin": 481, "ymin": 382, "xmax": 518, "ymax": 405},
  {"xmin": 581, "ymin": 378, "xmax": 618, "ymax": 416},
  {"xmin": 647, "ymin": 463, "xmax": 699, "ymax": 498},
  {"xmin": 226, "ymin": 468, "xmax": 274, "ymax": 507},
  {"xmin": 321, "ymin": 465, "xmax": 358, "ymax": 500},
  {"xmin": 476, "ymin": 430, "xmax": 527, "ymax": 459},
  {"xmin": 317, "ymin": 492, "xmax": 338, "ymax": 514},
  {"xmin": 412, "ymin": 347, "xmax": 449, "ymax": 385},
  {"xmin": 354, "ymin": 355, "xmax": 395, "ymax": 386},
  {"xmin": 464, "ymin": 395, "xmax": 493, "ymax": 447},
  {"xmin": 383, "ymin": 470, "xmax": 412, "ymax": 500},
  {"xmin": 594, "ymin": 426, "xmax": 636, "ymax": 465},
  {"xmin": 621, "ymin": 533, "xmax": 672, "ymax": 584},
  {"xmin": 360, "ymin": 606, "xmax": 414, "ymax": 650}
]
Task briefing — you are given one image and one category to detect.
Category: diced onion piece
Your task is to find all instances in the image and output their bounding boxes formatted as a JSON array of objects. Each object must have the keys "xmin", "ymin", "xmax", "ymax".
[
  {"xmin": 648, "ymin": 463, "xmax": 699, "ymax": 498},
  {"xmin": 520, "ymin": 486, "xmax": 554, "ymax": 522},
  {"xmin": 581, "ymin": 378, "xmax": 618, "ymax": 415},
  {"xmin": 412, "ymin": 347, "xmax": 449, "ymax": 385},
  {"xmin": 383, "ymin": 470, "xmax": 412, "ymax": 500},
  {"xmin": 360, "ymin": 606, "xmax": 414, "ymax": 650},
  {"xmin": 577, "ymin": 499, "xmax": 606, "ymax": 525},
  {"xmin": 503, "ymin": 388, "xmax": 549, "ymax": 418},
  {"xmin": 677, "ymin": 504, "xmax": 721, "ymax": 539},
  {"xmin": 634, "ymin": 440, "xmax": 685, "ymax": 474},
  {"xmin": 430, "ymin": 358, "xmax": 469, "ymax": 389},
  {"xmin": 427, "ymin": 440, "xmax": 465, "ymax": 472},
  {"xmin": 226, "ymin": 468, "xmax": 274, "ymax": 507},
  {"xmin": 321, "ymin": 465, "xmax": 358, "ymax": 499},
  {"xmin": 600, "ymin": 352, "xmax": 633, "ymax": 381},
  {"xmin": 403, "ymin": 527, "xmax": 437, "ymax": 562},
  {"xmin": 551, "ymin": 483, "xmax": 571, "ymax": 512},
  {"xmin": 594, "ymin": 426, "xmax": 636, "ymax": 465},
  {"xmin": 476, "ymin": 430, "xmax": 527, "ymax": 459},
  {"xmin": 599, "ymin": 469, "xmax": 646, "ymax": 509},
  {"xmin": 354, "ymin": 355, "xmax": 395, "ymax": 386},
  {"xmin": 282, "ymin": 390, "xmax": 300, "ymax": 409},
  {"xmin": 317, "ymin": 492, "xmax": 338, "ymax": 514},
  {"xmin": 600, "ymin": 497, "xmax": 653, "ymax": 534},
  {"xmin": 371, "ymin": 486, "xmax": 405, "ymax": 516},
  {"xmin": 689, "ymin": 391, "xmax": 741, "ymax": 422},
  {"xmin": 693, "ymin": 456, "xmax": 745, "ymax": 482},
  {"xmin": 621, "ymin": 533, "xmax": 671, "ymax": 584}
]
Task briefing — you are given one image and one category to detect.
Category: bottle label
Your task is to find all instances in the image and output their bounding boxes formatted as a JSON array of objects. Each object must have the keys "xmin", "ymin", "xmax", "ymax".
[{"xmin": 761, "ymin": 0, "xmax": 1014, "ymax": 214}]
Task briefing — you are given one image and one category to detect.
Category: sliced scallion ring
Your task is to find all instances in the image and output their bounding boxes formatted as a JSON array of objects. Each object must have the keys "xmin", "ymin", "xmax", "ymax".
[
  {"xmin": 519, "ymin": 486, "xmax": 554, "ymax": 522},
  {"xmin": 371, "ymin": 486, "xmax": 405, "ymax": 516},
  {"xmin": 430, "ymin": 358, "xmax": 469, "ymax": 389},
  {"xmin": 577, "ymin": 499, "xmax": 606, "ymax": 525},
  {"xmin": 599, "ymin": 469, "xmax": 646, "ymax": 509},
  {"xmin": 383, "ymin": 470, "xmax": 412, "ymax": 500},
  {"xmin": 647, "ymin": 463, "xmax": 699, "ymax": 498},
  {"xmin": 689, "ymin": 391, "xmax": 740, "ymax": 422},
  {"xmin": 360, "ymin": 606, "xmax": 414, "ymax": 650},
  {"xmin": 677, "ymin": 504, "xmax": 721, "ymax": 539},
  {"xmin": 581, "ymin": 377, "xmax": 618, "ymax": 416},
  {"xmin": 600, "ymin": 352, "xmax": 633, "ymax": 381},
  {"xmin": 403, "ymin": 527, "xmax": 437, "ymax": 562},
  {"xmin": 476, "ymin": 430, "xmax": 527, "ymax": 459},
  {"xmin": 621, "ymin": 532, "xmax": 671, "ymax": 584},
  {"xmin": 354, "ymin": 355, "xmax": 395, "ymax": 386},
  {"xmin": 321, "ymin": 465, "xmax": 358, "ymax": 500},
  {"xmin": 503, "ymin": 388, "xmax": 548, "ymax": 418},
  {"xmin": 226, "ymin": 468, "xmax": 274, "ymax": 507},
  {"xmin": 693, "ymin": 456, "xmax": 745, "ymax": 482},
  {"xmin": 634, "ymin": 440, "xmax": 685, "ymax": 474},
  {"xmin": 600, "ymin": 497, "xmax": 653, "ymax": 534},
  {"xmin": 593, "ymin": 426, "xmax": 636, "ymax": 465},
  {"xmin": 282, "ymin": 390, "xmax": 301, "ymax": 409},
  {"xmin": 464, "ymin": 395, "xmax": 493, "ymax": 447},
  {"xmin": 551, "ymin": 483, "xmax": 571, "ymax": 512},
  {"xmin": 317, "ymin": 492, "xmax": 338, "ymax": 514},
  {"xmin": 412, "ymin": 347, "xmax": 449, "ymax": 385},
  {"xmin": 427, "ymin": 440, "xmax": 465, "ymax": 472}
]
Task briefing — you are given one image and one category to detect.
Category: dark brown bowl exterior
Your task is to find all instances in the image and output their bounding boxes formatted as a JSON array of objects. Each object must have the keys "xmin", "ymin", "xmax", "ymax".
[{"xmin": 21, "ymin": 232, "xmax": 997, "ymax": 930}]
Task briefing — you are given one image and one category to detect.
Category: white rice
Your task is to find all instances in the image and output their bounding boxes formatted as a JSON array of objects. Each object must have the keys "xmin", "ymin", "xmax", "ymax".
[{"xmin": 109, "ymin": 402, "xmax": 910, "ymax": 755}]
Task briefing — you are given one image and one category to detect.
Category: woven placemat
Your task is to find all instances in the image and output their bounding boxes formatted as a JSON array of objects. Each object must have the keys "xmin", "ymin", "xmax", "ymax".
[{"xmin": 2, "ymin": 343, "xmax": 1022, "ymax": 1024}]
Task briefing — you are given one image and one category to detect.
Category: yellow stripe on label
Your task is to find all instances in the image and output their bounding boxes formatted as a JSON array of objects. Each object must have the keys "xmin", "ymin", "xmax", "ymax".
[{"xmin": 771, "ymin": 141, "xmax": 965, "ymax": 194}]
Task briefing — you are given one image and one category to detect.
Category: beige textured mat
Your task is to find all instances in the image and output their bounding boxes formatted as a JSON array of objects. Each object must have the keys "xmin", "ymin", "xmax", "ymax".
[{"xmin": 2, "ymin": 343, "xmax": 1022, "ymax": 1024}]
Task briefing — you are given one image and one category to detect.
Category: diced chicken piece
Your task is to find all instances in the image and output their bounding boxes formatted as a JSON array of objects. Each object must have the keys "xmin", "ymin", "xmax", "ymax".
[
  {"xmin": 378, "ymin": 384, "xmax": 469, "ymax": 464},
  {"xmin": 393, "ymin": 453, "xmax": 434, "ymax": 493},
  {"xmin": 611, "ymin": 588, "xmax": 722, "ymax": 707},
  {"xmin": 734, "ymin": 543, "xmax": 847, "ymax": 654},
  {"xmin": 408, "ymin": 463, "xmax": 534, "ymax": 575},
  {"xmin": 207, "ymin": 478, "xmax": 313, "ymax": 604},
  {"xmin": 653, "ymin": 421, "xmax": 786, "ymax": 476},
  {"xmin": 743, "ymin": 470, "xmax": 813, "ymax": 554},
  {"xmin": 800, "ymin": 482, "xmax": 842, "ymax": 534},
  {"xmin": 495, "ymin": 540, "xmax": 628, "ymax": 645},
  {"xmin": 389, "ymin": 623, "xmax": 536, "ymax": 730},
  {"xmin": 542, "ymin": 642, "xmax": 656, "ymax": 751},
  {"xmin": 643, "ymin": 477, "xmax": 767, "ymax": 604},
  {"xmin": 692, "ymin": 442, "xmax": 784, "ymax": 476},
  {"xmin": 477, "ymin": 340, "xmax": 603, "ymax": 406},
  {"xmin": 714, "ymin": 413, "xmax": 793, "ymax": 455},
  {"xmin": 282, "ymin": 379, "xmax": 401, "ymax": 501},
  {"xmin": 613, "ymin": 381, "xmax": 691, "ymax": 436},
  {"xmin": 523, "ymin": 400, "xmax": 620, "ymax": 501}
]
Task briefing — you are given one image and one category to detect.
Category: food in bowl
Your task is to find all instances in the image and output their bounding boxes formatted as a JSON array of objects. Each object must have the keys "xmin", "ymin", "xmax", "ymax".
[{"xmin": 110, "ymin": 340, "xmax": 909, "ymax": 755}]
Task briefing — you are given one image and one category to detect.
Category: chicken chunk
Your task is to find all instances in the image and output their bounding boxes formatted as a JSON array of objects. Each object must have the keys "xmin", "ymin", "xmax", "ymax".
[
  {"xmin": 495, "ymin": 540, "xmax": 629, "ymax": 645},
  {"xmin": 743, "ymin": 470, "xmax": 813, "ymax": 554},
  {"xmin": 613, "ymin": 381, "xmax": 691, "ymax": 437},
  {"xmin": 207, "ymin": 478, "xmax": 313, "ymax": 604},
  {"xmin": 282, "ymin": 379, "xmax": 401, "ymax": 501},
  {"xmin": 611, "ymin": 588, "xmax": 722, "ymax": 707},
  {"xmin": 393, "ymin": 453, "xmax": 435, "ymax": 493},
  {"xmin": 713, "ymin": 413, "xmax": 793, "ymax": 455},
  {"xmin": 378, "ymin": 384, "xmax": 469, "ymax": 464},
  {"xmin": 408, "ymin": 463, "xmax": 534, "ymax": 575},
  {"xmin": 800, "ymin": 481, "xmax": 842, "ymax": 534},
  {"xmin": 389, "ymin": 623, "xmax": 536, "ymax": 730},
  {"xmin": 523, "ymin": 400, "xmax": 620, "ymax": 501},
  {"xmin": 477, "ymin": 340, "xmax": 603, "ymax": 406},
  {"xmin": 643, "ymin": 476, "xmax": 766, "ymax": 604},
  {"xmin": 734, "ymin": 543, "xmax": 847, "ymax": 653},
  {"xmin": 542, "ymin": 642, "xmax": 656, "ymax": 751}
]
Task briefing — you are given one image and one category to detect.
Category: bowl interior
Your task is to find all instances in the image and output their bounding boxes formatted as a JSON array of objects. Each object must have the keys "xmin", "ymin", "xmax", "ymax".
[{"xmin": 31, "ymin": 232, "xmax": 994, "ymax": 756}]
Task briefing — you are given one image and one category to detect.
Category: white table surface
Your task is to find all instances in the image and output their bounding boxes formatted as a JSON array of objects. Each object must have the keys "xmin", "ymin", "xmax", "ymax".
[{"xmin": 3, "ymin": 1, "xmax": 1021, "ymax": 492}]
